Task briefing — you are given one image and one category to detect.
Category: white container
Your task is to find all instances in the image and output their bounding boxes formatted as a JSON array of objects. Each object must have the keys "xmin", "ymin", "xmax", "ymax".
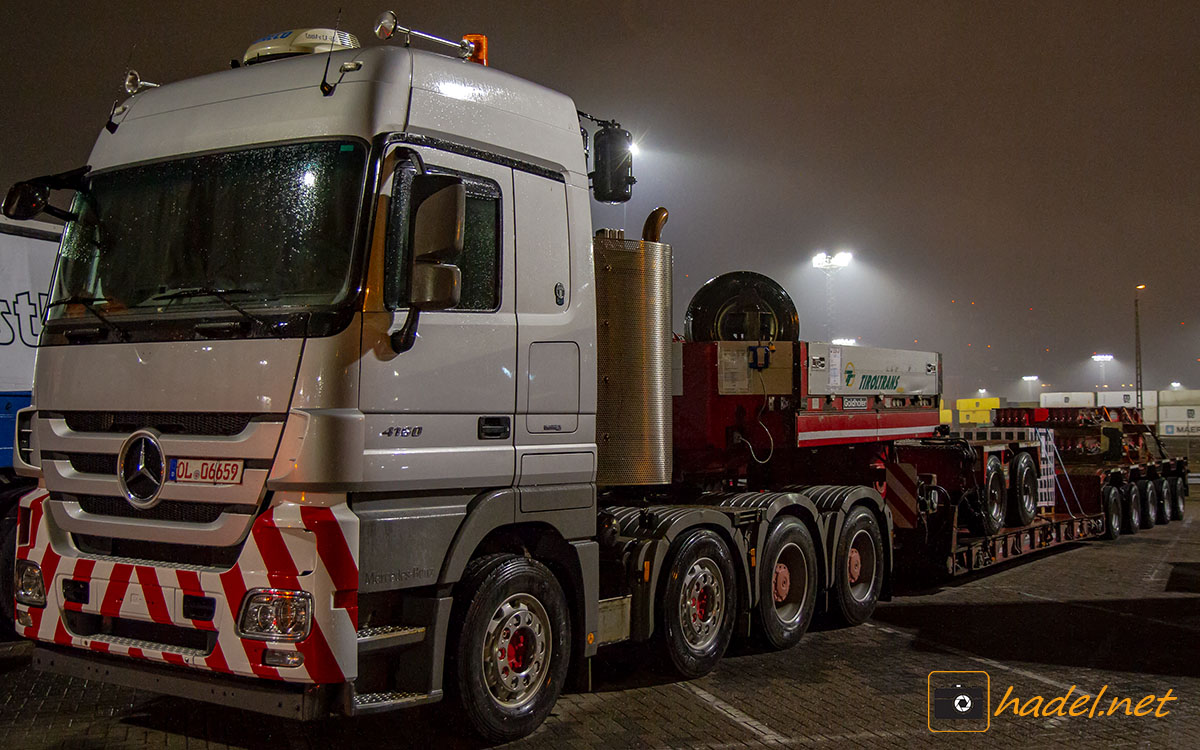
[
  {"xmin": 1159, "ymin": 405, "xmax": 1200, "ymax": 422},
  {"xmin": 1040, "ymin": 392, "xmax": 1096, "ymax": 407},
  {"xmin": 1158, "ymin": 389, "xmax": 1200, "ymax": 406},
  {"xmin": 1097, "ymin": 391, "xmax": 1157, "ymax": 409},
  {"xmin": 1160, "ymin": 422, "xmax": 1200, "ymax": 437}
]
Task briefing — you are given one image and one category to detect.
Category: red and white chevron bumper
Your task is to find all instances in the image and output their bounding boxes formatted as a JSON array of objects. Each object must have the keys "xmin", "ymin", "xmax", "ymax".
[{"xmin": 13, "ymin": 489, "xmax": 359, "ymax": 685}]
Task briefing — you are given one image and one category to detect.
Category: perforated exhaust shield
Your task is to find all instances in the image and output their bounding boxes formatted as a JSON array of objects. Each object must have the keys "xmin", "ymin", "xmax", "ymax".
[{"xmin": 594, "ymin": 236, "xmax": 673, "ymax": 485}]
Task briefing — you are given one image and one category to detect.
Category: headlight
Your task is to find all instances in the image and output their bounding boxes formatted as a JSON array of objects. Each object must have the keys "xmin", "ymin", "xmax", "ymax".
[
  {"xmin": 237, "ymin": 589, "xmax": 312, "ymax": 641},
  {"xmin": 15, "ymin": 560, "xmax": 46, "ymax": 608}
]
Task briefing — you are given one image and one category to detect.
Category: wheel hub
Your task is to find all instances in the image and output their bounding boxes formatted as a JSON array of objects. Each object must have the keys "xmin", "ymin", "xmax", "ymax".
[
  {"xmin": 679, "ymin": 557, "xmax": 723, "ymax": 650},
  {"xmin": 772, "ymin": 563, "xmax": 791, "ymax": 603},
  {"xmin": 847, "ymin": 548, "xmax": 862, "ymax": 583},
  {"xmin": 483, "ymin": 593, "xmax": 551, "ymax": 709}
]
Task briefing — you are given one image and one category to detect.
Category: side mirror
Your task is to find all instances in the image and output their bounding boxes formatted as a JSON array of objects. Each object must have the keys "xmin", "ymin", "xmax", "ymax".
[
  {"xmin": 591, "ymin": 125, "xmax": 636, "ymax": 203},
  {"xmin": 3, "ymin": 182, "xmax": 50, "ymax": 221},
  {"xmin": 390, "ymin": 173, "xmax": 466, "ymax": 353}
]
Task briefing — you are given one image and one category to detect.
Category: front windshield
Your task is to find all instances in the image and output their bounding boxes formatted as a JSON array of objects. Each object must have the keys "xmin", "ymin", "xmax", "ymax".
[{"xmin": 48, "ymin": 139, "xmax": 367, "ymax": 321}]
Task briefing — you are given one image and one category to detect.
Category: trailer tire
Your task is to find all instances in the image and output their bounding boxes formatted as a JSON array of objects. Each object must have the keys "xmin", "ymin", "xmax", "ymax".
[
  {"xmin": 1121, "ymin": 484, "xmax": 1141, "ymax": 535},
  {"xmin": 1006, "ymin": 452, "xmax": 1038, "ymax": 527},
  {"xmin": 1136, "ymin": 480, "xmax": 1157, "ymax": 530},
  {"xmin": 754, "ymin": 518, "xmax": 818, "ymax": 650},
  {"xmin": 1153, "ymin": 478, "xmax": 1173, "ymax": 524},
  {"xmin": 974, "ymin": 457, "xmax": 1006, "ymax": 537},
  {"xmin": 658, "ymin": 528, "xmax": 737, "ymax": 679},
  {"xmin": 449, "ymin": 553, "xmax": 570, "ymax": 744},
  {"xmin": 831, "ymin": 507, "xmax": 884, "ymax": 626},
  {"xmin": 1100, "ymin": 485, "xmax": 1121, "ymax": 541},
  {"xmin": 0, "ymin": 503, "xmax": 17, "ymax": 638},
  {"xmin": 1168, "ymin": 477, "xmax": 1186, "ymax": 519}
]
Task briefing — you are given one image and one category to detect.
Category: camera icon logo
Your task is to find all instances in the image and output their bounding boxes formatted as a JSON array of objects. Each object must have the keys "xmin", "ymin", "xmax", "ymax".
[{"xmin": 928, "ymin": 671, "xmax": 990, "ymax": 732}]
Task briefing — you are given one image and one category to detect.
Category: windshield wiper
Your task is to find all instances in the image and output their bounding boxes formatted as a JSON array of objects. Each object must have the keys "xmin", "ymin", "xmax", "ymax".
[
  {"xmin": 43, "ymin": 294, "xmax": 129, "ymax": 340},
  {"xmin": 146, "ymin": 287, "xmax": 283, "ymax": 336}
]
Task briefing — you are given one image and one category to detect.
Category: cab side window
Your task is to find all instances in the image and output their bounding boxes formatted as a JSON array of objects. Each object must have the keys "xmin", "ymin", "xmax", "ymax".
[{"xmin": 385, "ymin": 156, "xmax": 501, "ymax": 311}]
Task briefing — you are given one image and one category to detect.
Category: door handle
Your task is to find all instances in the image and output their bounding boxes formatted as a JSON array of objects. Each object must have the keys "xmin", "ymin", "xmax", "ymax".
[{"xmin": 478, "ymin": 416, "xmax": 511, "ymax": 440}]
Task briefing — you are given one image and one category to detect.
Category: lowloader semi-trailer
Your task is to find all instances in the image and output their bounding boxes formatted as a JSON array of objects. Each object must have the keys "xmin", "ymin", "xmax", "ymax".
[{"xmin": 2, "ymin": 14, "xmax": 1181, "ymax": 741}]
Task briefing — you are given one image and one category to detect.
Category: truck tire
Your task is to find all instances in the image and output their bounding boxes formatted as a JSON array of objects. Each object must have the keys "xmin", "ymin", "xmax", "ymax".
[
  {"xmin": 1, "ymin": 503, "xmax": 17, "ymax": 638},
  {"xmin": 1136, "ymin": 480, "xmax": 1157, "ymax": 530},
  {"xmin": 1168, "ymin": 477, "xmax": 1186, "ymax": 519},
  {"xmin": 973, "ymin": 457, "xmax": 1005, "ymax": 537},
  {"xmin": 658, "ymin": 528, "xmax": 737, "ymax": 679},
  {"xmin": 1006, "ymin": 452, "xmax": 1038, "ymax": 527},
  {"xmin": 1153, "ymin": 478, "xmax": 1173, "ymax": 524},
  {"xmin": 1100, "ymin": 485, "xmax": 1121, "ymax": 541},
  {"xmin": 831, "ymin": 506, "xmax": 884, "ymax": 626},
  {"xmin": 449, "ymin": 553, "xmax": 570, "ymax": 743},
  {"xmin": 1121, "ymin": 483, "xmax": 1141, "ymax": 535},
  {"xmin": 754, "ymin": 517, "xmax": 818, "ymax": 650}
]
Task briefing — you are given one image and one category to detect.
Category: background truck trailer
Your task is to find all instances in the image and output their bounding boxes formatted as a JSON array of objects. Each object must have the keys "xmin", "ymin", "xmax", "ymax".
[
  {"xmin": 1, "ymin": 15, "xmax": 1179, "ymax": 743},
  {"xmin": 0, "ymin": 217, "xmax": 59, "ymax": 637}
]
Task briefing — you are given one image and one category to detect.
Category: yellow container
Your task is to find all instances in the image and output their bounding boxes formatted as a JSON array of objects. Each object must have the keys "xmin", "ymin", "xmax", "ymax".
[
  {"xmin": 955, "ymin": 397, "xmax": 1001, "ymax": 411},
  {"xmin": 940, "ymin": 409, "xmax": 953, "ymax": 425},
  {"xmin": 959, "ymin": 409, "xmax": 993, "ymax": 424}
]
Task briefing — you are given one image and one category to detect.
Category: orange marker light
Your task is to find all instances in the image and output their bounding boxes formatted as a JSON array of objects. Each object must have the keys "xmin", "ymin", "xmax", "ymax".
[{"xmin": 463, "ymin": 34, "xmax": 488, "ymax": 66}]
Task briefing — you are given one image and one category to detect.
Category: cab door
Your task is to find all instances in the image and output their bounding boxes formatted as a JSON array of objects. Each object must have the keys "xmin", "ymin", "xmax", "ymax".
[{"xmin": 359, "ymin": 145, "xmax": 516, "ymax": 491}]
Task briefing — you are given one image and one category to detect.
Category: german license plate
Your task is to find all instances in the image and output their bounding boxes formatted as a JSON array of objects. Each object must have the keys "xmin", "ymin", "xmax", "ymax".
[{"xmin": 169, "ymin": 458, "xmax": 244, "ymax": 484}]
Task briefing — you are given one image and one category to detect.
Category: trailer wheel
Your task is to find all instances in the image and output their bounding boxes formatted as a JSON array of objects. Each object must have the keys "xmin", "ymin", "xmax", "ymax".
[
  {"xmin": 449, "ymin": 553, "xmax": 570, "ymax": 743},
  {"xmin": 1136, "ymin": 480, "xmax": 1157, "ymax": 530},
  {"xmin": 1153, "ymin": 478, "xmax": 1173, "ymax": 524},
  {"xmin": 974, "ymin": 457, "xmax": 1006, "ymax": 537},
  {"xmin": 1006, "ymin": 452, "xmax": 1038, "ymax": 527},
  {"xmin": 1121, "ymin": 484, "xmax": 1141, "ymax": 535},
  {"xmin": 0, "ymin": 503, "xmax": 17, "ymax": 637},
  {"xmin": 754, "ymin": 518, "xmax": 818, "ymax": 650},
  {"xmin": 658, "ymin": 528, "xmax": 737, "ymax": 679},
  {"xmin": 832, "ymin": 507, "xmax": 884, "ymax": 625},
  {"xmin": 1168, "ymin": 477, "xmax": 1186, "ymax": 519},
  {"xmin": 1100, "ymin": 485, "xmax": 1121, "ymax": 540}
]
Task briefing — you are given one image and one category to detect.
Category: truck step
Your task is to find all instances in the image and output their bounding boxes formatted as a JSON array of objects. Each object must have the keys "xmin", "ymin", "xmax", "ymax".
[
  {"xmin": 356, "ymin": 625, "xmax": 426, "ymax": 653},
  {"xmin": 352, "ymin": 689, "xmax": 441, "ymax": 715}
]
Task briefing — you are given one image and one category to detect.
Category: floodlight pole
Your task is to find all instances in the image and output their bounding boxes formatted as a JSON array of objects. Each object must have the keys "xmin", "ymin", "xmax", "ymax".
[{"xmin": 1134, "ymin": 287, "xmax": 1144, "ymax": 411}]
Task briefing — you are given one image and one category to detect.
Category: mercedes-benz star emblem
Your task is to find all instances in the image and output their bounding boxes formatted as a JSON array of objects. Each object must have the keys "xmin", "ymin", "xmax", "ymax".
[{"xmin": 117, "ymin": 430, "xmax": 167, "ymax": 509}]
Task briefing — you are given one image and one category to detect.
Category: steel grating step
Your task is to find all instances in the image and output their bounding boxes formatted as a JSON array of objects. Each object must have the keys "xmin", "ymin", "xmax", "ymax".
[
  {"xmin": 356, "ymin": 625, "xmax": 426, "ymax": 653},
  {"xmin": 352, "ymin": 689, "xmax": 441, "ymax": 715}
]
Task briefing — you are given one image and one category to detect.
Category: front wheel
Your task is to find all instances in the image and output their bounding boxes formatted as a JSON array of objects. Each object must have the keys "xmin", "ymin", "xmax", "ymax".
[
  {"xmin": 1101, "ymin": 485, "xmax": 1121, "ymax": 540},
  {"xmin": 450, "ymin": 554, "xmax": 570, "ymax": 743},
  {"xmin": 1154, "ymin": 478, "xmax": 1173, "ymax": 524},
  {"xmin": 973, "ymin": 457, "xmax": 1005, "ymax": 537},
  {"xmin": 658, "ymin": 529, "xmax": 737, "ymax": 679},
  {"xmin": 1168, "ymin": 477, "xmax": 1186, "ymax": 519},
  {"xmin": 831, "ymin": 506, "xmax": 884, "ymax": 625},
  {"xmin": 1121, "ymin": 484, "xmax": 1141, "ymax": 535},
  {"xmin": 754, "ymin": 518, "xmax": 818, "ymax": 650},
  {"xmin": 1137, "ymin": 480, "xmax": 1157, "ymax": 530},
  {"xmin": 1007, "ymin": 452, "xmax": 1038, "ymax": 527}
]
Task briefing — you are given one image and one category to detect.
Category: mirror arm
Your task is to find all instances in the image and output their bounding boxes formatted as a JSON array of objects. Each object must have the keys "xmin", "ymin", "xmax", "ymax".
[
  {"xmin": 389, "ymin": 308, "xmax": 421, "ymax": 354},
  {"xmin": 41, "ymin": 204, "xmax": 78, "ymax": 223}
]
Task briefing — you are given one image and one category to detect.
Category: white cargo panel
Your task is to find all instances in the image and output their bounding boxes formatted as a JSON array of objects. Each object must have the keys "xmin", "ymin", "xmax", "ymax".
[
  {"xmin": 806, "ymin": 342, "xmax": 939, "ymax": 396},
  {"xmin": 0, "ymin": 219, "xmax": 60, "ymax": 391},
  {"xmin": 1160, "ymin": 406, "xmax": 1200, "ymax": 422},
  {"xmin": 1158, "ymin": 389, "xmax": 1200, "ymax": 406},
  {"xmin": 1097, "ymin": 390, "xmax": 1158, "ymax": 409},
  {"xmin": 1160, "ymin": 421, "xmax": 1200, "ymax": 437},
  {"xmin": 1039, "ymin": 391, "xmax": 1096, "ymax": 407}
]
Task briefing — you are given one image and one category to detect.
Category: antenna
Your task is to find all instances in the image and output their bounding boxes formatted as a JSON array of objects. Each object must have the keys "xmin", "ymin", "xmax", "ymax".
[{"xmin": 319, "ymin": 8, "xmax": 343, "ymax": 97}]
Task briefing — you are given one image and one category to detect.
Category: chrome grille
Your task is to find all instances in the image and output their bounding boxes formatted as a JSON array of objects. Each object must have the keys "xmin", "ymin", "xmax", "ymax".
[
  {"xmin": 66, "ymin": 493, "xmax": 243, "ymax": 524},
  {"xmin": 57, "ymin": 411, "xmax": 276, "ymax": 436}
]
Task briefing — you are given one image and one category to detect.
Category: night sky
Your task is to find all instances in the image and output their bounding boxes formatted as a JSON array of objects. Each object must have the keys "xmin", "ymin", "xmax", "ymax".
[{"xmin": 4, "ymin": 1, "xmax": 1196, "ymax": 401}]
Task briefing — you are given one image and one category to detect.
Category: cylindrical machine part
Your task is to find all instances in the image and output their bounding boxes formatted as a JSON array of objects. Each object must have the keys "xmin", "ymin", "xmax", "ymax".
[{"xmin": 594, "ymin": 235, "xmax": 673, "ymax": 485}]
